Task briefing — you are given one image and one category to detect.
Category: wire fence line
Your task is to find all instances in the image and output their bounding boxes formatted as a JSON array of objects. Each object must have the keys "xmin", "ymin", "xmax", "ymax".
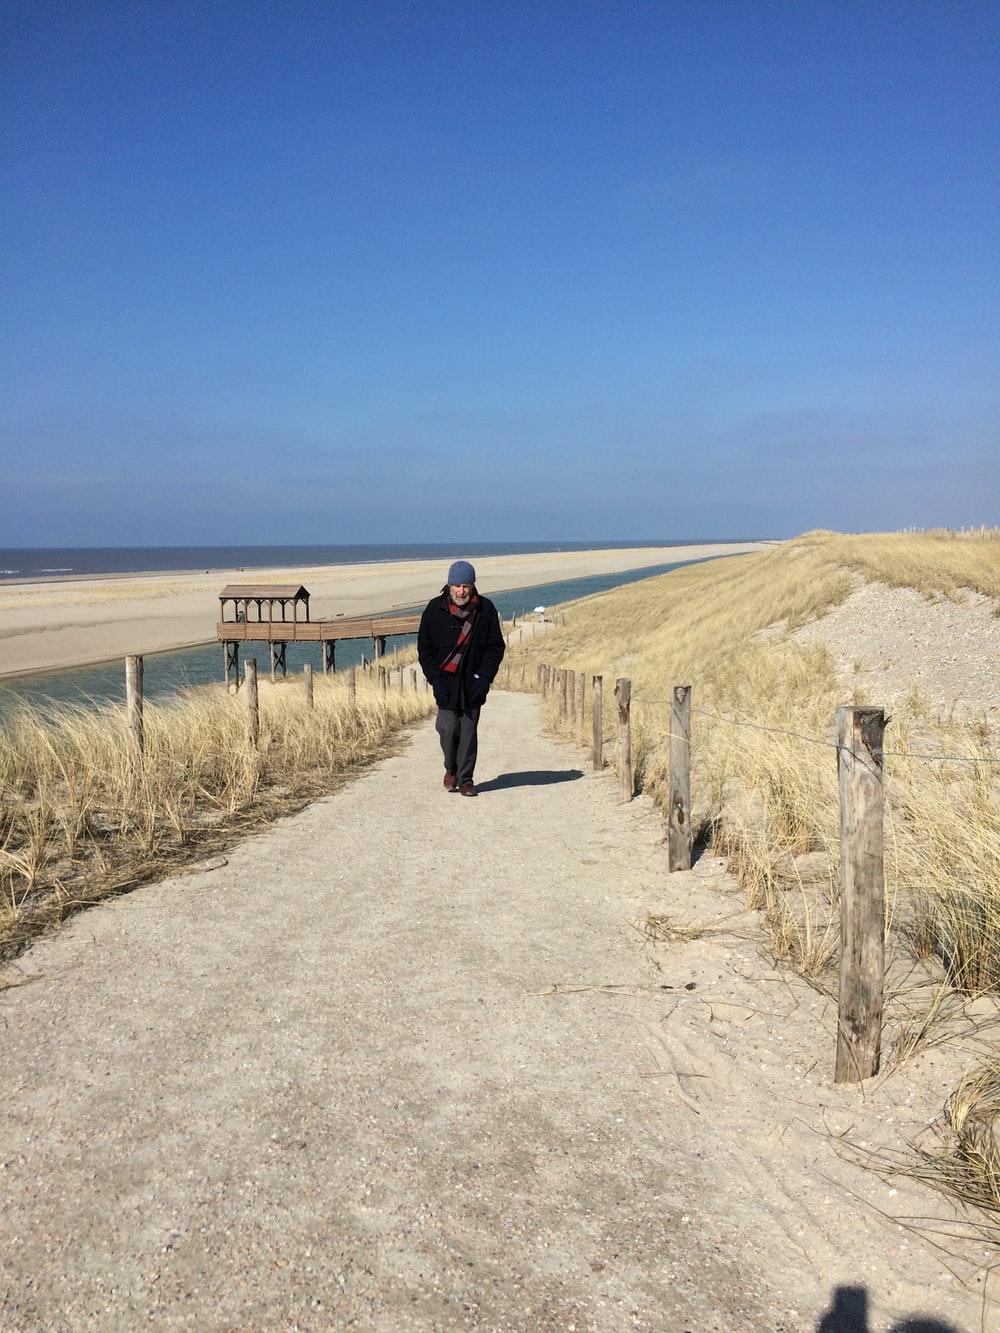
[
  {"xmin": 525, "ymin": 664, "xmax": 999, "ymax": 766},
  {"xmin": 688, "ymin": 706, "xmax": 1000, "ymax": 766}
]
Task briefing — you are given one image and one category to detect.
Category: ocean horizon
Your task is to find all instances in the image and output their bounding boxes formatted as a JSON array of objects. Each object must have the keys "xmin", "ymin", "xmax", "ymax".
[{"xmin": 0, "ymin": 540, "xmax": 749, "ymax": 581}]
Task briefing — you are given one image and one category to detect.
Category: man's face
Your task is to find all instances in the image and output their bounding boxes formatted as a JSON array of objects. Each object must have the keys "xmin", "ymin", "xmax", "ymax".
[{"xmin": 449, "ymin": 583, "xmax": 472, "ymax": 606}]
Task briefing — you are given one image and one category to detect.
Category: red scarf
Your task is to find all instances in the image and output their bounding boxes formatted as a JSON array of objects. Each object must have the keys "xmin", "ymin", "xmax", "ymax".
[{"xmin": 440, "ymin": 593, "xmax": 479, "ymax": 674}]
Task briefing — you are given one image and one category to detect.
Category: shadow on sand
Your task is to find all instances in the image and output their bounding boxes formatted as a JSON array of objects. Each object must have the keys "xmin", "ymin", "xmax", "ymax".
[
  {"xmin": 816, "ymin": 1284, "xmax": 960, "ymax": 1332},
  {"xmin": 475, "ymin": 769, "xmax": 584, "ymax": 792}
]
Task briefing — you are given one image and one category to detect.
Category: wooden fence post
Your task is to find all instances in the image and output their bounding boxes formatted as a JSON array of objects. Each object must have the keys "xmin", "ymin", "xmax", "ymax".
[
  {"xmin": 409, "ymin": 665, "xmax": 418, "ymax": 691},
  {"xmin": 592, "ymin": 675, "xmax": 603, "ymax": 771},
  {"xmin": 125, "ymin": 655, "xmax": 144, "ymax": 756},
  {"xmin": 347, "ymin": 665, "xmax": 357, "ymax": 704},
  {"xmin": 303, "ymin": 663, "xmax": 314, "ymax": 708},
  {"xmin": 561, "ymin": 668, "xmax": 570, "ymax": 719},
  {"xmin": 834, "ymin": 705, "xmax": 886, "ymax": 1083},
  {"xmin": 379, "ymin": 666, "xmax": 387, "ymax": 697},
  {"xmin": 245, "ymin": 658, "xmax": 260, "ymax": 747},
  {"xmin": 615, "ymin": 678, "xmax": 632, "ymax": 802},
  {"xmin": 667, "ymin": 685, "xmax": 692, "ymax": 871},
  {"xmin": 568, "ymin": 668, "xmax": 577, "ymax": 728},
  {"xmin": 576, "ymin": 671, "xmax": 586, "ymax": 738}
]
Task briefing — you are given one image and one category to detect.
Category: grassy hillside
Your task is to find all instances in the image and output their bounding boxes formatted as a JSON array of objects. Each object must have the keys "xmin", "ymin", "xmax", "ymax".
[{"xmin": 507, "ymin": 529, "xmax": 1000, "ymax": 994}]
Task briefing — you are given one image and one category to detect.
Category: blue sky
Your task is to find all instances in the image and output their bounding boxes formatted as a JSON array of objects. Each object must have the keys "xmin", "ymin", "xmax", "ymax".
[{"xmin": 3, "ymin": 1, "xmax": 998, "ymax": 544}]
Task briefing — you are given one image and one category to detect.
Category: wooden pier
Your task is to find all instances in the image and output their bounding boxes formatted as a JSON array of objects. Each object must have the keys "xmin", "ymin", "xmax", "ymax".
[{"xmin": 217, "ymin": 584, "xmax": 419, "ymax": 683}]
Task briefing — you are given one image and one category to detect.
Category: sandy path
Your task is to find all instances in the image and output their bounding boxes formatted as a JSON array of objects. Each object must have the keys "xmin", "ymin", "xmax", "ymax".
[
  {"xmin": 0, "ymin": 696, "xmax": 987, "ymax": 1330},
  {"xmin": 0, "ymin": 543, "xmax": 761, "ymax": 678}
]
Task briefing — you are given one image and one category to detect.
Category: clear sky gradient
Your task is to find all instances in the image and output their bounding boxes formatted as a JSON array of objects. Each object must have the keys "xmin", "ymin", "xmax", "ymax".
[{"xmin": 3, "ymin": 1, "xmax": 998, "ymax": 544}]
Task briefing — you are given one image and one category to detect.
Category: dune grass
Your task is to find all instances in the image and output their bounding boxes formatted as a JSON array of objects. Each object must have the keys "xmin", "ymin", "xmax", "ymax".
[
  {"xmin": 0, "ymin": 663, "xmax": 433, "ymax": 963},
  {"xmin": 499, "ymin": 530, "xmax": 1000, "ymax": 995}
]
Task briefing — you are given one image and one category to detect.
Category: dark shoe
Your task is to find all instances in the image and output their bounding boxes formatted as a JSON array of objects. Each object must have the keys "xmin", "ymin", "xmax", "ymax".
[
  {"xmin": 459, "ymin": 781, "xmax": 477, "ymax": 797},
  {"xmin": 443, "ymin": 772, "xmax": 457, "ymax": 791}
]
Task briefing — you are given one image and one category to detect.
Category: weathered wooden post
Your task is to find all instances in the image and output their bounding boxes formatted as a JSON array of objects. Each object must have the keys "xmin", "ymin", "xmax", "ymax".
[
  {"xmin": 561, "ymin": 668, "xmax": 570, "ymax": 719},
  {"xmin": 592, "ymin": 675, "xmax": 603, "ymax": 771},
  {"xmin": 347, "ymin": 665, "xmax": 357, "ymax": 704},
  {"xmin": 834, "ymin": 705, "xmax": 886, "ymax": 1084},
  {"xmin": 323, "ymin": 640, "xmax": 335, "ymax": 675},
  {"xmin": 409, "ymin": 665, "xmax": 419, "ymax": 691},
  {"xmin": 575, "ymin": 671, "xmax": 586, "ymax": 738},
  {"xmin": 615, "ymin": 677, "xmax": 632, "ymax": 802},
  {"xmin": 667, "ymin": 685, "xmax": 692, "ymax": 871},
  {"xmin": 245, "ymin": 658, "xmax": 260, "ymax": 747},
  {"xmin": 568, "ymin": 668, "xmax": 577, "ymax": 727},
  {"xmin": 270, "ymin": 641, "xmax": 277, "ymax": 683},
  {"xmin": 303, "ymin": 662, "xmax": 314, "ymax": 708},
  {"xmin": 125, "ymin": 655, "xmax": 144, "ymax": 756},
  {"xmin": 379, "ymin": 666, "xmax": 387, "ymax": 697}
]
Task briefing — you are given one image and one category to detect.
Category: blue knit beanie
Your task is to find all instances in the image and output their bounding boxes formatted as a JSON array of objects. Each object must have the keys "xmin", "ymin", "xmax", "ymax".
[{"xmin": 447, "ymin": 559, "xmax": 476, "ymax": 586}]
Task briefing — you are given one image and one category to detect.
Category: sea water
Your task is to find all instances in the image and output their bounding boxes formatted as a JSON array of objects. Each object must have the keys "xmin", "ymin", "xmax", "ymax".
[{"xmin": 0, "ymin": 541, "xmax": 714, "ymax": 580}]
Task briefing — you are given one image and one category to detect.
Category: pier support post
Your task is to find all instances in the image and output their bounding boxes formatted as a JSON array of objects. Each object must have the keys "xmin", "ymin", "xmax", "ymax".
[
  {"xmin": 224, "ymin": 640, "xmax": 240, "ymax": 687},
  {"xmin": 323, "ymin": 640, "xmax": 336, "ymax": 675}
]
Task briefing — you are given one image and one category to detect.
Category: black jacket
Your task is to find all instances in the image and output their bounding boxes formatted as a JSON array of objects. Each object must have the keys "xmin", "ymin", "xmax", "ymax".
[{"xmin": 417, "ymin": 591, "xmax": 505, "ymax": 711}]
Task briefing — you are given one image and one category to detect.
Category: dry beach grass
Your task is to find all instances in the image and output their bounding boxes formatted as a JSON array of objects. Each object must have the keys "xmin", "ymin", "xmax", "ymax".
[{"xmin": 0, "ymin": 663, "xmax": 433, "ymax": 960}]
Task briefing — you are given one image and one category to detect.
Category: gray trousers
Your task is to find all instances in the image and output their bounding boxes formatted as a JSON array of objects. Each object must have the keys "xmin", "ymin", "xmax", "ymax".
[{"xmin": 435, "ymin": 706, "xmax": 481, "ymax": 784}]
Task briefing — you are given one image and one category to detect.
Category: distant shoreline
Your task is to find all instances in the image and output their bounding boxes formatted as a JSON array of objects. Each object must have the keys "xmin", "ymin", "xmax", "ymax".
[
  {"xmin": 0, "ymin": 539, "xmax": 768, "ymax": 587},
  {"xmin": 0, "ymin": 542, "xmax": 767, "ymax": 681}
]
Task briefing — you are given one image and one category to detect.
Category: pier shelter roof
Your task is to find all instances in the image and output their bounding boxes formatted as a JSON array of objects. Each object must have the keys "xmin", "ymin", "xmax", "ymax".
[{"xmin": 219, "ymin": 584, "xmax": 310, "ymax": 623}]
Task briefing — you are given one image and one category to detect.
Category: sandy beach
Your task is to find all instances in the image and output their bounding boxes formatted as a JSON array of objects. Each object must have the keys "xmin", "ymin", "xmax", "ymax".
[{"xmin": 0, "ymin": 543, "xmax": 762, "ymax": 679}]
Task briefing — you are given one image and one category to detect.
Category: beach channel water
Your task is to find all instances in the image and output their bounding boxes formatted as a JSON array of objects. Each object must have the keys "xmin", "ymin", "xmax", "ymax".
[{"xmin": 0, "ymin": 557, "xmax": 713, "ymax": 714}]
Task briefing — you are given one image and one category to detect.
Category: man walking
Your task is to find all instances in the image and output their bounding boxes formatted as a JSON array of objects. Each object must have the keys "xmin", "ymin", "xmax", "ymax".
[{"xmin": 417, "ymin": 560, "xmax": 505, "ymax": 797}]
